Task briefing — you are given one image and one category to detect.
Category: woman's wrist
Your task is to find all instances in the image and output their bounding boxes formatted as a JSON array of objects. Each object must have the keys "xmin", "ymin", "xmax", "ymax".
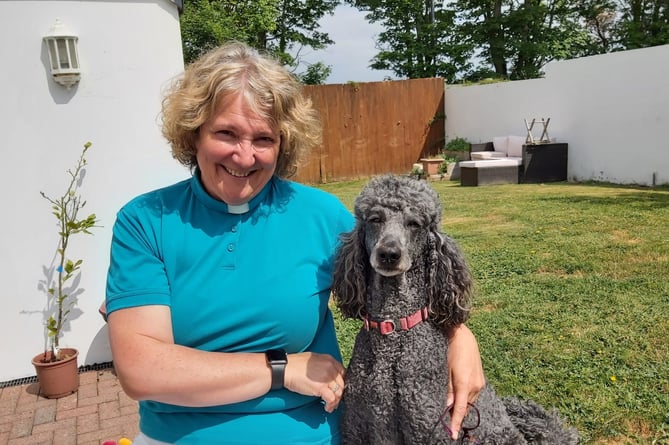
[{"xmin": 265, "ymin": 349, "xmax": 287, "ymax": 391}]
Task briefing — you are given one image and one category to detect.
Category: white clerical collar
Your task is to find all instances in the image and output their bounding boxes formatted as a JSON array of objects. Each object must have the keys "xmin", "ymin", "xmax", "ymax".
[{"xmin": 226, "ymin": 203, "xmax": 250, "ymax": 214}]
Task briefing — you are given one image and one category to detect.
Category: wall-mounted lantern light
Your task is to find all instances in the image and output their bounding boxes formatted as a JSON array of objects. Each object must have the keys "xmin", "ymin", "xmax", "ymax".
[{"xmin": 43, "ymin": 19, "xmax": 80, "ymax": 89}]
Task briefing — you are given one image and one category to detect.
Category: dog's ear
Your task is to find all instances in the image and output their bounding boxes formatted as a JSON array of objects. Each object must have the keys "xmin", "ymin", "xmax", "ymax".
[
  {"xmin": 426, "ymin": 228, "xmax": 473, "ymax": 333},
  {"xmin": 332, "ymin": 222, "xmax": 369, "ymax": 319}
]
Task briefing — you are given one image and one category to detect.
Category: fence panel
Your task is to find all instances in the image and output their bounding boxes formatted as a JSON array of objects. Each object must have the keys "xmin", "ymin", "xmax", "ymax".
[{"xmin": 295, "ymin": 78, "xmax": 445, "ymax": 184}]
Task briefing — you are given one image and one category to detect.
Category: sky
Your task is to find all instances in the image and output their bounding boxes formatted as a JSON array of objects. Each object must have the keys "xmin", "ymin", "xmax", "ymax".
[{"xmin": 305, "ymin": 4, "xmax": 398, "ymax": 85}]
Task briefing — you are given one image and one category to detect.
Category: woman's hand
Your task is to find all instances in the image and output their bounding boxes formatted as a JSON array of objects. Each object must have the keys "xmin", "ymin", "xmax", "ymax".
[
  {"xmin": 283, "ymin": 352, "xmax": 346, "ymax": 413},
  {"xmin": 446, "ymin": 324, "xmax": 485, "ymax": 439}
]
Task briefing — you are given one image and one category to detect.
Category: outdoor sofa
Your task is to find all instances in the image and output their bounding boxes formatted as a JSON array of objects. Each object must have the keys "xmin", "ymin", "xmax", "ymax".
[{"xmin": 460, "ymin": 136, "xmax": 568, "ymax": 186}]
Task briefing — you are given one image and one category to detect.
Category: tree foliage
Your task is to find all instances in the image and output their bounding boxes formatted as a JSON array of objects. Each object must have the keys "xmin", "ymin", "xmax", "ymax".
[
  {"xmin": 180, "ymin": 0, "xmax": 338, "ymax": 84},
  {"xmin": 346, "ymin": 0, "xmax": 474, "ymax": 82},
  {"xmin": 616, "ymin": 0, "xmax": 669, "ymax": 50},
  {"xmin": 180, "ymin": 0, "xmax": 278, "ymax": 64},
  {"xmin": 439, "ymin": 0, "xmax": 597, "ymax": 81},
  {"xmin": 347, "ymin": 0, "xmax": 668, "ymax": 82},
  {"xmin": 297, "ymin": 61, "xmax": 333, "ymax": 84},
  {"xmin": 180, "ymin": 0, "xmax": 668, "ymax": 83}
]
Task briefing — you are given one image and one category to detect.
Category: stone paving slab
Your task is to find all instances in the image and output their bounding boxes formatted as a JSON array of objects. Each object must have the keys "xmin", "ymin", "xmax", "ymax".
[{"xmin": 0, "ymin": 369, "xmax": 138, "ymax": 445}]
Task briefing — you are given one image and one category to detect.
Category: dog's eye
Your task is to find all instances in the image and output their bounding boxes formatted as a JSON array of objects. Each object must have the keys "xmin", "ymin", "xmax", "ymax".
[
  {"xmin": 406, "ymin": 219, "xmax": 421, "ymax": 229},
  {"xmin": 367, "ymin": 214, "xmax": 383, "ymax": 224}
]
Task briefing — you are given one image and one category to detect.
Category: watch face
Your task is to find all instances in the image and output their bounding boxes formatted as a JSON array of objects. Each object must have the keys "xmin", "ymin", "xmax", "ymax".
[{"xmin": 266, "ymin": 349, "xmax": 287, "ymax": 364}]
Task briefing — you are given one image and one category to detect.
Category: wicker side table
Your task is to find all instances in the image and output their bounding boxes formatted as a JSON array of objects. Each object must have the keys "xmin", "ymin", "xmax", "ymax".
[{"xmin": 522, "ymin": 143, "xmax": 568, "ymax": 183}]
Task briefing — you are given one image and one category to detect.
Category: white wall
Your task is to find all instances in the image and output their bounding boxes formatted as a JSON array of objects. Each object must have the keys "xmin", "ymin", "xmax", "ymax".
[
  {"xmin": 444, "ymin": 45, "xmax": 669, "ymax": 186},
  {"xmin": 0, "ymin": 0, "xmax": 189, "ymax": 382}
]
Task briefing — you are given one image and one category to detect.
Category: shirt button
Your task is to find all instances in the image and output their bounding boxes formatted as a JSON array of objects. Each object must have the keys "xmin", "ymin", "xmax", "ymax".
[
  {"xmin": 231, "ymin": 226, "xmax": 237, "ymax": 232},
  {"xmin": 227, "ymin": 243, "xmax": 235, "ymax": 252}
]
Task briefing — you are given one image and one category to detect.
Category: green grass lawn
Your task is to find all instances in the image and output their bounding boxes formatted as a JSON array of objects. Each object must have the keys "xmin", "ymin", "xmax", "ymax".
[{"xmin": 318, "ymin": 179, "xmax": 669, "ymax": 445}]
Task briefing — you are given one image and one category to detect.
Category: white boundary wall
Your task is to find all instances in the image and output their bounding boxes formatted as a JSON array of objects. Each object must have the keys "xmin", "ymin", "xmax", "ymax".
[
  {"xmin": 445, "ymin": 44, "xmax": 669, "ymax": 186},
  {"xmin": 0, "ymin": 1, "xmax": 189, "ymax": 381}
]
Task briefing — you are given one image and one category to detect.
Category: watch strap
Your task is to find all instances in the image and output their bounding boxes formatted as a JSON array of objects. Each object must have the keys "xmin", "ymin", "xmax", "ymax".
[{"xmin": 266, "ymin": 349, "xmax": 287, "ymax": 391}]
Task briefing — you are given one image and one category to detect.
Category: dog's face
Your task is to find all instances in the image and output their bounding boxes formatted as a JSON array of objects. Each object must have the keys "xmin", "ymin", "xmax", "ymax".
[
  {"xmin": 361, "ymin": 201, "xmax": 433, "ymax": 277},
  {"xmin": 334, "ymin": 175, "xmax": 471, "ymax": 328},
  {"xmin": 353, "ymin": 176, "xmax": 442, "ymax": 278}
]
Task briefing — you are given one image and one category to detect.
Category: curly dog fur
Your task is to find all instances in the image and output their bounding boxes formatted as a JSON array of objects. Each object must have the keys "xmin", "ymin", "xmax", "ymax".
[{"xmin": 332, "ymin": 174, "xmax": 578, "ymax": 445}]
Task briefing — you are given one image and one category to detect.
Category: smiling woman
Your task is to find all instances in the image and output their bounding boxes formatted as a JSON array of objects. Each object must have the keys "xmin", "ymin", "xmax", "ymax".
[{"xmin": 107, "ymin": 41, "xmax": 352, "ymax": 444}]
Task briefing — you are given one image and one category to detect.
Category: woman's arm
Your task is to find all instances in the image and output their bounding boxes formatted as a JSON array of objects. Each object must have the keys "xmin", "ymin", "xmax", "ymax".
[
  {"xmin": 108, "ymin": 305, "xmax": 345, "ymax": 412},
  {"xmin": 446, "ymin": 323, "xmax": 485, "ymax": 440}
]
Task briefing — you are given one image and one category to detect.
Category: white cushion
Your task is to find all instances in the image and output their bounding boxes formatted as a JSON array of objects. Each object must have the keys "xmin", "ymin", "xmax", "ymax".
[
  {"xmin": 507, "ymin": 135, "xmax": 526, "ymax": 158},
  {"xmin": 470, "ymin": 151, "xmax": 507, "ymax": 160},
  {"xmin": 460, "ymin": 159, "xmax": 521, "ymax": 168},
  {"xmin": 492, "ymin": 136, "xmax": 508, "ymax": 153}
]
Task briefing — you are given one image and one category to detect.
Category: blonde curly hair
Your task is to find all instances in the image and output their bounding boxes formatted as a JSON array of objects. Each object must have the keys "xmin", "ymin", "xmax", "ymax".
[{"xmin": 161, "ymin": 41, "xmax": 322, "ymax": 178}]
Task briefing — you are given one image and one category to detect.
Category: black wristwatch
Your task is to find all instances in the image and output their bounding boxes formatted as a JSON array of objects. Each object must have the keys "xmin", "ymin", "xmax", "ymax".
[{"xmin": 265, "ymin": 349, "xmax": 287, "ymax": 391}]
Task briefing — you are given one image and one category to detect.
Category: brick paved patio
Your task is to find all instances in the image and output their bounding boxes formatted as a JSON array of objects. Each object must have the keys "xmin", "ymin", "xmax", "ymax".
[{"xmin": 0, "ymin": 368, "xmax": 138, "ymax": 445}]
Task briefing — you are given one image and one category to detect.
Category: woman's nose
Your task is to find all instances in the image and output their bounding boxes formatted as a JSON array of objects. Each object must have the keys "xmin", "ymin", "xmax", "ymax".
[
  {"xmin": 236, "ymin": 138, "xmax": 255, "ymax": 152},
  {"xmin": 232, "ymin": 139, "xmax": 256, "ymax": 164}
]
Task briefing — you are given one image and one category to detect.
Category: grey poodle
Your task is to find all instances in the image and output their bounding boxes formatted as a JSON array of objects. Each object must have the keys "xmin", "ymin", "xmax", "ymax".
[{"xmin": 332, "ymin": 174, "xmax": 578, "ymax": 445}]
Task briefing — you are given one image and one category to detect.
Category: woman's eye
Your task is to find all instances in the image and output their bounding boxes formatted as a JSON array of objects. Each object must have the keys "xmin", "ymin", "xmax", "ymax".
[
  {"xmin": 254, "ymin": 136, "xmax": 276, "ymax": 148},
  {"xmin": 217, "ymin": 130, "xmax": 236, "ymax": 139}
]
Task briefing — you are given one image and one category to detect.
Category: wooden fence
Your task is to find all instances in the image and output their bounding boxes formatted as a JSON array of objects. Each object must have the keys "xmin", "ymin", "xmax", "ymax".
[{"xmin": 294, "ymin": 78, "xmax": 445, "ymax": 184}]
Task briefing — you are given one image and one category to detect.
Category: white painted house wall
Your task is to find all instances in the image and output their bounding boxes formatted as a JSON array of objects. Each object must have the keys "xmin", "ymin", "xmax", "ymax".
[
  {"xmin": 444, "ymin": 44, "xmax": 669, "ymax": 186},
  {"xmin": 0, "ymin": 0, "xmax": 189, "ymax": 382}
]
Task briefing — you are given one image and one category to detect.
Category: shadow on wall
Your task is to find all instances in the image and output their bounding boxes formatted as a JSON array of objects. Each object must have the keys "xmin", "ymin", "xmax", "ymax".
[
  {"xmin": 85, "ymin": 324, "xmax": 112, "ymax": 365},
  {"xmin": 36, "ymin": 263, "xmax": 85, "ymax": 350}
]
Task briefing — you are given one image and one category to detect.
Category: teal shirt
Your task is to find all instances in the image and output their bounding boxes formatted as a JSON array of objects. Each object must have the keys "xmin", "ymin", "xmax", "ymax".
[{"xmin": 106, "ymin": 174, "xmax": 354, "ymax": 444}]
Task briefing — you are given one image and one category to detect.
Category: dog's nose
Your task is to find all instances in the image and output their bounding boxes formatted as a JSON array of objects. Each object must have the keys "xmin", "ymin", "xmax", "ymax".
[{"xmin": 377, "ymin": 241, "xmax": 401, "ymax": 265}]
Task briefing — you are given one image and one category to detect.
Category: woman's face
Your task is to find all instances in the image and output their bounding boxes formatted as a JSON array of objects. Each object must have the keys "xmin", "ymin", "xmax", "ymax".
[{"xmin": 196, "ymin": 93, "xmax": 280, "ymax": 205}]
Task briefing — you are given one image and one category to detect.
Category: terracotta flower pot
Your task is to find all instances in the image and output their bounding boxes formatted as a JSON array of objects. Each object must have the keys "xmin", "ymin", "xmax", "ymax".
[
  {"xmin": 31, "ymin": 348, "xmax": 79, "ymax": 398},
  {"xmin": 420, "ymin": 158, "xmax": 444, "ymax": 176}
]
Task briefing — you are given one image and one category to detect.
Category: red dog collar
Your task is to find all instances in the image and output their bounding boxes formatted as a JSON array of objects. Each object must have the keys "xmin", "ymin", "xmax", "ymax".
[{"xmin": 362, "ymin": 307, "xmax": 429, "ymax": 335}]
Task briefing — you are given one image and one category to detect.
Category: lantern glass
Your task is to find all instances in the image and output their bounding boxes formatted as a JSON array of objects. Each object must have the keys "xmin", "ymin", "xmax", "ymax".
[
  {"xmin": 47, "ymin": 39, "xmax": 58, "ymax": 70},
  {"xmin": 57, "ymin": 39, "xmax": 69, "ymax": 69},
  {"xmin": 68, "ymin": 39, "xmax": 79, "ymax": 69}
]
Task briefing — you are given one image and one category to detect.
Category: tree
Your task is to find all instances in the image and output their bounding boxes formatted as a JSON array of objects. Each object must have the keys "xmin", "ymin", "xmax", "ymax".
[
  {"xmin": 180, "ymin": 0, "xmax": 279, "ymax": 64},
  {"xmin": 346, "ymin": 0, "xmax": 474, "ymax": 81},
  {"xmin": 298, "ymin": 61, "xmax": 333, "ymax": 84},
  {"xmin": 576, "ymin": 0, "xmax": 620, "ymax": 53},
  {"xmin": 452, "ymin": 0, "xmax": 668, "ymax": 80},
  {"xmin": 615, "ymin": 0, "xmax": 669, "ymax": 50},
  {"xmin": 453, "ymin": 0, "xmax": 596, "ymax": 81},
  {"xmin": 179, "ymin": 0, "xmax": 338, "ymax": 84},
  {"xmin": 453, "ymin": 0, "xmax": 508, "ymax": 78},
  {"xmin": 346, "ymin": 0, "xmax": 597, "ymax": 82},
  {"xmin": 260, "ymin": 0, "xmax": 339, "ymax": 84}
]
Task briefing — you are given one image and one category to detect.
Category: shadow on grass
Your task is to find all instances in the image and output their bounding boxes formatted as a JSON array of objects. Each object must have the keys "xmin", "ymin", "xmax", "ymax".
[{"xmin": 537, "ymin": 187, "xmax": 669, "ymax": 211}]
